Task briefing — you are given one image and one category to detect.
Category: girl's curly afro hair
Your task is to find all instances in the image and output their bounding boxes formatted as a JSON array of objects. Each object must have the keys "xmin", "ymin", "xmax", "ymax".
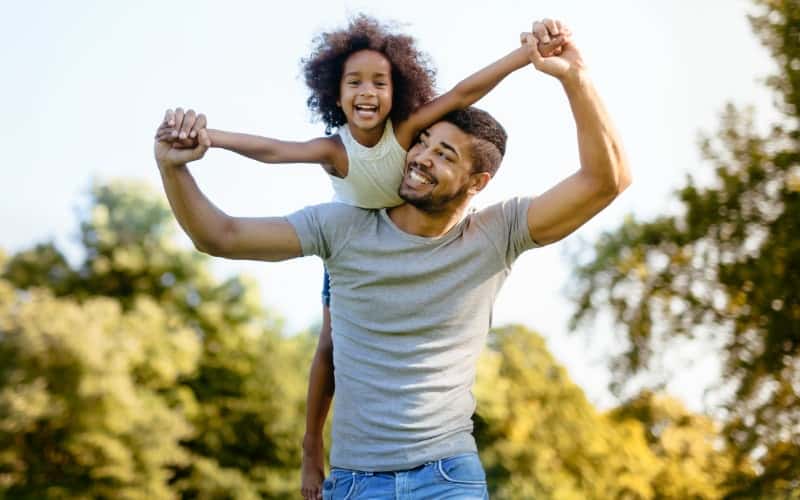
[{"xmin": 302, "ymin": 15, "xmax": 437, "ymax": 134}]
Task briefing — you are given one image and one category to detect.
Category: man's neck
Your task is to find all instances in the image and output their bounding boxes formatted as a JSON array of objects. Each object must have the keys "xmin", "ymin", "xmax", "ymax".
[{"xmin": 387, "ymin": 202, "xmax": 469, "ymax": 238}]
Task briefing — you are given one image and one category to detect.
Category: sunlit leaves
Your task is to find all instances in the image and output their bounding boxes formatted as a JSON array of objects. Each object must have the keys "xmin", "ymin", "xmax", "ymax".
[{"xmin": 569, "ymin": 1, "xmax": 800, "ymax": 495}]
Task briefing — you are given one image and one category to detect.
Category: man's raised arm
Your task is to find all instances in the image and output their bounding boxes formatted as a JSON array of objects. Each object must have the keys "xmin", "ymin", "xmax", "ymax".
[
  {"xmin": 154, "ymin": 108, "xmax": 303, "ymax": 261},
  {"xmin": 522, "ymin": 20, "xmax": 632, "ymax": 246}
]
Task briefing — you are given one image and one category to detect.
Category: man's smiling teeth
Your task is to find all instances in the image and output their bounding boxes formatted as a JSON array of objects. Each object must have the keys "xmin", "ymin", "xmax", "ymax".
[{"xmin": 409, "ymin": 169, "xmax": 433, "ymax": 185}]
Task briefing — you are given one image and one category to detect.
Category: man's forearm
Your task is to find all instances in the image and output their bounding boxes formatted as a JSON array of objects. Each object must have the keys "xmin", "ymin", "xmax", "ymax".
[
  {"xmin": 158, "ymin": 161, "xmax": 233, "ymax": 254},
  {"xmin": 561, "ymin": 70, "xmax": 631, "ymax": 192}
]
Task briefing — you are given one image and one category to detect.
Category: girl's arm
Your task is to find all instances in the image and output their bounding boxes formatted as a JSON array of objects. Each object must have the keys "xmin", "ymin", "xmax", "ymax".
[
  {"xmin": 207, "ymin": 130, "xmax": 347, "ymax": 177},
  {"xmin": 394, "ymin": 46, "xmax": 528, "ymax": 149},
  {"xmin": 394, "ymin": 36, "xmax": 568, "ymax": 150}
]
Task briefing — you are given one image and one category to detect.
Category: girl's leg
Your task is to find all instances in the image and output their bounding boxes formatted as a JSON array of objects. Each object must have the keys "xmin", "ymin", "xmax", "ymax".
[{"xmin": 302, "ymin": 271, "xmax": 335, "ymax": 500}]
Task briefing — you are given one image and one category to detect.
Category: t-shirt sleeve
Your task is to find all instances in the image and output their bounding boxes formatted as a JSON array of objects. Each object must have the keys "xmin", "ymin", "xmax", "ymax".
[
  {"xmin": 473, "ymin": 196, "xmax": 538, "ymax": 267},
  {"xmin": 285, "ymin": 202, "xmax": 360, "ymax": 260}
]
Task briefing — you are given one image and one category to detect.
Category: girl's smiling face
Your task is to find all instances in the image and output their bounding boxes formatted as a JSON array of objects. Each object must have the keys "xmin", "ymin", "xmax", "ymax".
[{"xmin": 338, "ymin": 50, "xmax": 393, "ymax": 145}]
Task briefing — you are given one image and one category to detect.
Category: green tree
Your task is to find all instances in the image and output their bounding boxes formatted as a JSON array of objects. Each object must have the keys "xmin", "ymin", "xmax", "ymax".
[
  {"xmin": 0, "ymin": 282, "xmax": 199, "ymax": 499},
  {"xmin": 2, "ymin": 180, "xmax": 311, "ymax": 498},
  {"xmin": 569, "ymin": 1, "xmax": 800, "ymax": 495},
  {"xmin": 475, "ymin": 325, "xmax": 662, "ymax": 499},
  {"xmin": 609, "ymin": 391, "xmax": 735, "ymax": 499}
]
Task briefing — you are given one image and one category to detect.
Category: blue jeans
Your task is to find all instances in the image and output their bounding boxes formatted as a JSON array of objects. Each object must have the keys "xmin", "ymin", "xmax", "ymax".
[
  {"xmin": 322, "ymin": 453, "xmax": 489, "ymax": 499},
  {"xmin": 321, "ymin": 267, "xmax": 331, "ymax": 306}
]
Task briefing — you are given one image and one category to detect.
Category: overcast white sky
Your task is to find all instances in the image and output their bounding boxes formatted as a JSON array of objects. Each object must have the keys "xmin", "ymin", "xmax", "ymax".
[{"xmin": 0, "ymin": 1, "xmax": 776, "ymax": 410}]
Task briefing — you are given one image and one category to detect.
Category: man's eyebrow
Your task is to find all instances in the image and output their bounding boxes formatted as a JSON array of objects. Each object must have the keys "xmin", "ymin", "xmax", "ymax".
[
  {"xmin": 419, "ymin": 130, "xmax": 460, "ymax": 158},
  {"xmin": 440, "ymin": 140, "xmax": 460, "ymax": 159}
]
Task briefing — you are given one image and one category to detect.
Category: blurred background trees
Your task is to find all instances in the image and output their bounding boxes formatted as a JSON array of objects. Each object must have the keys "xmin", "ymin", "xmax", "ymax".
[
  {"xmin": 569, "ymin": 0, "xmax": 800, "ymax": 497},
  {"xmin": 0, "ymin": 180, "xmax": 745, "ymax": 499},
  {"xmin": 1, "ymin": 181, "xmax": 312, "ymax": 498},
  {"xmin": 474, "ymin": 326, "xmax": 735, "ymax": 499}
]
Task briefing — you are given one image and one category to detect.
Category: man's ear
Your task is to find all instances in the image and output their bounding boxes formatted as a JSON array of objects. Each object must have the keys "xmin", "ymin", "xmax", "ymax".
[{"xmin": 468, "ymin": 172, "xmax": 492, "ymax": 195}]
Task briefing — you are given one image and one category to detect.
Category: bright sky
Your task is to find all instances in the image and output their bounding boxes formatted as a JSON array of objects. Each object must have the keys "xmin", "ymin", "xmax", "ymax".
[{"xmin": 1, "ymin": 1, "xmax": 776, "ymax": 410}]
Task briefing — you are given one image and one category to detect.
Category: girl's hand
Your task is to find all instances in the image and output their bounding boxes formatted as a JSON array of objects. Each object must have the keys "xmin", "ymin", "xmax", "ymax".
[
  {"xmin": 154, "ymin": 108, "xmax": 210, "ymax": 167},
  {"xmin": 520, "ymin": 18, "xmax": 571, "ymax": 58},
  {"xmin": 522, "ymin": 19, "xmax": 585, "ymax": 81},
  {"xmin": 155, "ymin": 126, "xmax": 199, "ymax": 148},
  {"xmin": 154, "ymin": 111, "xmax": 205, "ymax": 149}
]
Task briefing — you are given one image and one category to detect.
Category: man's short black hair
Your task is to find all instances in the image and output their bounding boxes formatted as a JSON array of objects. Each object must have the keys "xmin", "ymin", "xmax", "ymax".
[{"xmin": 441, "ymin": 107, "xmax": 507, "ymax": 176}]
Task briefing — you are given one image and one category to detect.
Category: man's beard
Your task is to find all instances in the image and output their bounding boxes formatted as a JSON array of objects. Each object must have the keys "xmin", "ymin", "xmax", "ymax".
[{"xmin": 398, "ymin": 181, "xmax": 471, "ymax": 213}]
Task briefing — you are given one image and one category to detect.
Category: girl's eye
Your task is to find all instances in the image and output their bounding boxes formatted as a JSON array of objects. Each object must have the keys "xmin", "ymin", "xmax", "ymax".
[
  {"xmin": 347, "ymin": 80, "xmax": 360, "ymax": 86},
  {"xmin": 375, "ymin": 82, "xmax": 387, "ymax": 88}
]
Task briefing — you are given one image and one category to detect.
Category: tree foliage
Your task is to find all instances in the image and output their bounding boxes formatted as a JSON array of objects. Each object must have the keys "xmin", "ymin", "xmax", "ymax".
[
  {"xmin": 608, "ymin": 391, "xmax": 736, "ymax": 499},
  {"xmin": 475, "ymin": 326, "xmax": 659, "ymax": 499},
  {"xmin": 1, "ymin": 181, "xmax": 311, "ymax": 498},
  {"xmin": 569, "ymin": 0, "xmax": 800, "ymax": 495},
  {"xmin": 0, "ymin": 180, "xmax": 746, "ymax": 497},
  {"xmin": 475, "ymin": 326, "xmax": 735, "ymax": 499},
  {"xmin": 0, "ymin": 286, "xmax": 198, "ymax": 499}
]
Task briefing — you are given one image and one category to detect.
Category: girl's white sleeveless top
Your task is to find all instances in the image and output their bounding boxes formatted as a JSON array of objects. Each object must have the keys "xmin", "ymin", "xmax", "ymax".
[{"xmin": 330, "ymin": 120, "xmax": 407, "ymax": 208}]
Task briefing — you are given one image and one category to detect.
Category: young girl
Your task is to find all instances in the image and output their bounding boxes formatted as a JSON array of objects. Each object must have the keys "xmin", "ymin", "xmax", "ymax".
[{"xmin": 158, "ymin": 14, "xmax": 565, "ymax": 499}]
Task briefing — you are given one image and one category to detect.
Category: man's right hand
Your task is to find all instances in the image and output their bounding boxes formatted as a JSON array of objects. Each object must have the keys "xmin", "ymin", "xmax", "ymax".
[{"xmin": 154, "ymin": 108, "xmax": 210, "ymax": 168}]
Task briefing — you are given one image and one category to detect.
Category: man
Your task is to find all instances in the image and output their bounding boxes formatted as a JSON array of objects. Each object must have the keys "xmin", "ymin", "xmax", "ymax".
[{"xmin": 155, "ymin": 19, "xmax": 631, "ymax": 500}]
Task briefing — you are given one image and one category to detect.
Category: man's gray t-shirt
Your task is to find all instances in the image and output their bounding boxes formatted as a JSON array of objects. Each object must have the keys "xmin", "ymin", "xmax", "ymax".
[{"xmin": 287, "ymin": 197, "xmax": 536, "ymax": 471}]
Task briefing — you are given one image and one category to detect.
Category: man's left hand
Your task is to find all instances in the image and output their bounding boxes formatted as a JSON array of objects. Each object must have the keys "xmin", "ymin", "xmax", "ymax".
[{"xmin": 523, "ymin": 19, "xmax": 585, "ymax": 81}]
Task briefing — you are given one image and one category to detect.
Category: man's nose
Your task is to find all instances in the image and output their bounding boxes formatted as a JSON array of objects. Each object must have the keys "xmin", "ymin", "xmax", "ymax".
[{"xmin": 415, "ymin": 149, "xmax": 434, "ymax": 167}]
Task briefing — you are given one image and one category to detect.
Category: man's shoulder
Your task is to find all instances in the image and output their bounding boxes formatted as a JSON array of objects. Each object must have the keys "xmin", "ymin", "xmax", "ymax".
[
  {"xmin": 291, "ymin": 202, "xmax": 379, "ymax": 228},
  {"xmin": 309, "ymin": 201, "xmax": 377, "ymax": 216},
  {"xmin": 286, "ymin": 202, "xmax": 380, "ymax": 258},
  {"xmin": 468, "ymin": 196, "xmax": 533, "ymax": 221}
]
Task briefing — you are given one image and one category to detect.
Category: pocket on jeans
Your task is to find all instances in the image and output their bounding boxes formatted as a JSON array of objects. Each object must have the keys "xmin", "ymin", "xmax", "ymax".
[
  {"xmin": 436, "ymin": 453, "xmax": 487, "ymax": 485},
  {"xmin": 322, "ymin": 469, "xmax": 356, "ymax": 500}
]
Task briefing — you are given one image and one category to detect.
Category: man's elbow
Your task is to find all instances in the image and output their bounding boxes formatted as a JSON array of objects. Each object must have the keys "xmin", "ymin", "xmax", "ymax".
[
  {"xmin": 591, "ymin": 162, "xmax": 631, "ymax": 206},
  {"xmin": 192, "ymin": 236, "xmax": 224, "ymax": 257},
  {"xmin": 615, "ymin": 158, "xmax": 633, "ymax": 194},
  {"xmin": 606, "ymin": 151, "xmax": 632, "ymax": 197},
  {"xmin": 190, "ymin": 220, "xmax": 237, "ymax": 257}
]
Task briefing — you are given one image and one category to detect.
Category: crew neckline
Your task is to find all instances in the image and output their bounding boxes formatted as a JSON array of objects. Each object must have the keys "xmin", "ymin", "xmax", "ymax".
[{"xmin": 379, "ymin": 207, "xmax": 468, "ymax": 244}]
